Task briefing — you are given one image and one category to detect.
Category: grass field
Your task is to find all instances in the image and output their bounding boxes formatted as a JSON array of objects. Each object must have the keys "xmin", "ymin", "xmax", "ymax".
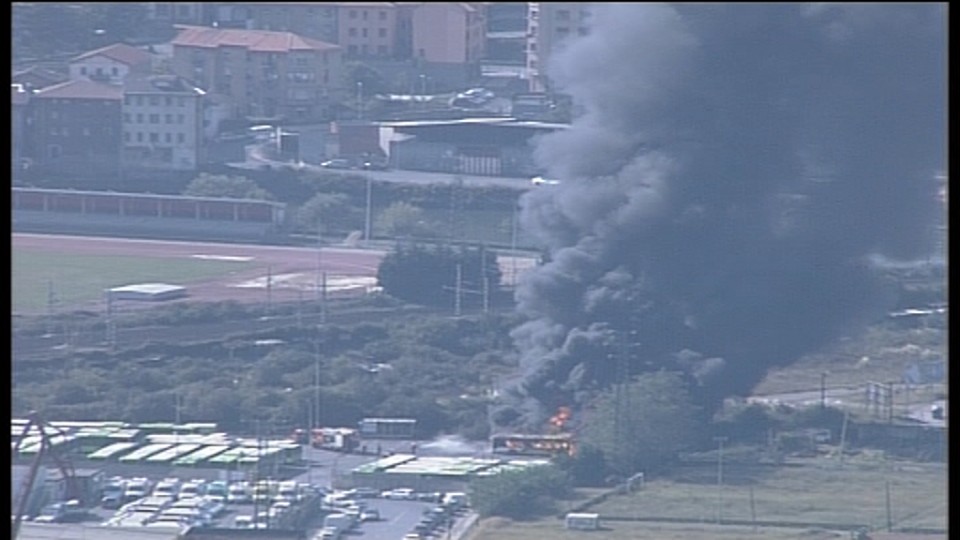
[
  {"xmin": 467, "ymin": 455, "xmax": 947, "ymax": 540},
  {"xmin": 12, "ymin": 250, "xmax": 255, "ymax": 314}
]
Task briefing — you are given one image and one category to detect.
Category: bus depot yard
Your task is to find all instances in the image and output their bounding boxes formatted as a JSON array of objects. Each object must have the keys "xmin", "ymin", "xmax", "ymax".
[{"xmin": 10, "ymin": 416, "xmax": 525, "ymax": 539}]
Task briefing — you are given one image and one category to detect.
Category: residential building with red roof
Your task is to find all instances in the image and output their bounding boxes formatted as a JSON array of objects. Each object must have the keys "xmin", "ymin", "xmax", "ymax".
[
  {"xmin": 27, "ymin": 80, "xmax": 123, "ymax": 176},
  {"xmin": 12, "ymin": 65, "xmax": 69, "ymax": 92},
  {"xmin": 69, "ymin": 43, "xmax": 154, "ymax": 85},
  {"xmin": 171, "ymin": 25, "xmax": 343, "ymax": 122}
]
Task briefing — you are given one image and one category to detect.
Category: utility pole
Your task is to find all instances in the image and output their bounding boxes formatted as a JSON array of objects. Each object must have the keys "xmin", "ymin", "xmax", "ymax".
[
  {"xmin": 321, "ymin": 271, "xmax": 328, "ymax": 324},
  {"xmin": 820, "ymin": 371, "xmax": 828, "ymax": 409},
  {"xmin": 364, "ymin": 176, "xmax": 373, "ymax": 244},
  {"xmin": 510, "ymin": 202, "xmax": 519, "ymax": 286},
  {"xmin": 454, "ymin": 263, "xmax": 463, "ymax": 317},
  {"xmin": 266, "ymin": 266, "xmax": 273, "ymax": 311},
  {"xmin": 314, "ymin": 341, "xmax": 322, "ymax": 431},
  {"xmin": 715, "ymin": 436, "xmax": 727, "ymax": 524}
]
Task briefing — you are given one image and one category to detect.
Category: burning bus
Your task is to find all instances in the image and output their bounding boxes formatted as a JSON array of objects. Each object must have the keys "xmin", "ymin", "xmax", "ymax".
[{"xmin": 490, "ymin": 406, "xmax": 575, "ymax": 457}]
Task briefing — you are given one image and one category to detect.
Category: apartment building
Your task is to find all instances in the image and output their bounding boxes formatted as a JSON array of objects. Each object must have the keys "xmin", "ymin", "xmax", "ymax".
[
  {"xmin": 213, "ymin": 3, "xmax": 340, "ymax": 45},
  {"xmin": 27, "ymin": 80, "xmax": 123, "ymax": 176},
  {"xmin": 170, "ymin": 25, "xmax": 343, "ymax": 122},
  {"xmin": 411, "ymin": 3, "xmax": 486, "ymax": 64},
  {"xmin": 68, "ymin": 43, "xmax": 153, "ymax": 86},
  {"xmin": 122, "ymin": 73, "xmax": 206, "ymax": 171},
  {"xmin": 527, "ymin": 2, "xmax": 592, "ymax": 91},
  {"xmin": 146, "ymin": 2, "xmax": 214, "ymax": 25},
  {"xmin": 338, "ymin": 2, "xmax": 403, "ymax": 59},
  {"xmin": 12, "ymin": 84, "xmax": 30, "ymax": 177}
]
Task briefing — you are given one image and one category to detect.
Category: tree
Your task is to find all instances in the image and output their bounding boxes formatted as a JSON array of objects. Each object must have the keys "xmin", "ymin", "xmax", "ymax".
[
  {"xmin": 375, "ymin": 201, "xmax": 431, "ymax": 238},
  {"xmin": 469, "ymin": 465, "xmax": 570, "ymax": 518},
  {"xmin": 183, "ymin": 173, "xmax": 272, "ymax": 200},
  {"xmin": 583, "ymin": 371, "xmax": 703, "ymax": 477},
  {"xmin": 377, "ymin": 243, "xmax": 502, "ymax": 308},
  {"xmin": 295, "ymin": 192, "xmax": 362, "ymax": 235}
]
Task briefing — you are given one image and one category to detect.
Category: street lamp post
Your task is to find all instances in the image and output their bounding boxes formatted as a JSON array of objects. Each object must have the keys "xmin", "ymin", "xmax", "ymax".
[{"xmin": 357, "ymin": 82, "xmax": 364, "ymax": 120}]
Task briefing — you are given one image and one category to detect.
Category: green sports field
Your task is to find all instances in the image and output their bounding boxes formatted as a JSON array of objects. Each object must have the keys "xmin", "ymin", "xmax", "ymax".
[{"xmin": 11, "ymin": 250, "xmax": 255, "ymax": 314}]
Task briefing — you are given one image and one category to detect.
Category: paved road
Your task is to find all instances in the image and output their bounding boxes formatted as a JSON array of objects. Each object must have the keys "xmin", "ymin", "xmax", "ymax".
[
  {"xmin": 240, "ymin": 144, "xmax": 534, "ymax": 191},
  {"xmin": 749, "ymin": 383, "xmax": 947, "ymax": 427}
]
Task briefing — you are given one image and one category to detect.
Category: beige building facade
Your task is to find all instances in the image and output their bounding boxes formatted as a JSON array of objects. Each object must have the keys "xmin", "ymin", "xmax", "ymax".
[{"xmin": 171, "ymin": 25, "xmax": 343, "ymax": 122}]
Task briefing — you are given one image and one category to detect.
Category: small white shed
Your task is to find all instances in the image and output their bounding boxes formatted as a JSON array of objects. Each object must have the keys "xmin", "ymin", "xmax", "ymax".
[{"xmin": 565, "ymin": 512, "xmax": 599, "ymax": 531}]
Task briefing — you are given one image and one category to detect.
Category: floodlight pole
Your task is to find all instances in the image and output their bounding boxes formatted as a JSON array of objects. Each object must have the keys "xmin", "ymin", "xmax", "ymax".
[{"xmin": 715, "ymin": 436, "xmax": 727, "ymax": 524}]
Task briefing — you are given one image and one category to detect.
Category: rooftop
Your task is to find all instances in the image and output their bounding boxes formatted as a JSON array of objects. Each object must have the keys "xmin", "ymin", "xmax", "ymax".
[
  {"xmin": 172, "ymin": 25, "xmax": 340, "ymax": 53},
  {"xmin": 12, "ymin": 83, "xmax": 29, "ymax": 105},
  {"xmin": 71, "ymin": 42, "xmax": 153, "ymax": 67},
  {"xmin": 123, "ymin": 73, "xmax": 206, "ymax": 96},
  {"xmin": 32, "ymin": 79, "xmax": 123, "ymax": 101}
]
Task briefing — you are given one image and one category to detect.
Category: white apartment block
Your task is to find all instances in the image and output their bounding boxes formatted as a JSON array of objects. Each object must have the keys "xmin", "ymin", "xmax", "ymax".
[{"xmin": 122, "ymin": 74, "xmax": 206, "ymax": 171}]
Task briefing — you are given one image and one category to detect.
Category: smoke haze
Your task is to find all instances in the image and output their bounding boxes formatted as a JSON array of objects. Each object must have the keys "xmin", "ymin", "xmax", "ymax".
[{"xmin": 500, "ymin": 3, "xmax": 946, "ymax": 428}]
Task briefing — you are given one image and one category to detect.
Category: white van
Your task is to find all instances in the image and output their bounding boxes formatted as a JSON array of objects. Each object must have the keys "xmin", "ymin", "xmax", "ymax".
[{"xmin": 565, "ymin": 512, "xmax": 599, "ymax": 530}]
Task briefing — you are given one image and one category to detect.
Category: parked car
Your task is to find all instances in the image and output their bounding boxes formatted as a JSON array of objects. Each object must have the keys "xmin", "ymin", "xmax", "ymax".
[
  {"xmin": 354, "ymin": 487, "xmax": 379, "ymax": 499},
  {"xmin": 361, "ymin": 156, "xmax": 389, "ymax": 170},
  {"xmin": 381, "ymin": 488, "xmax": 416, "ymax": 500},
  {"xmin": 320, "ymin": 159, "xmax": 355, "ymax": 170},
  {"xmin": 360, "ymin": 508, "xmax": 381, "ymax": 522}
]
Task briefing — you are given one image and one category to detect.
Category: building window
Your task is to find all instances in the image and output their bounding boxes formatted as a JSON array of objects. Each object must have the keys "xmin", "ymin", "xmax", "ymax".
[
  {"xmin": 178, "ymin": 97, "xmax": 186, "ymax": 107},
  {"xmin": 150, "ymin": 132, "xmax": 159, "ymax": 143},
  {"xmin": 362, "ymin": 28, "xmax": 368, "ymax": 38},
  {"xmin": 165, "ymin": 133, "xmax": 172, "ymax": 143},
  {"xmin": 177, "ymin": 133, "xmax": 185, "ymax": 144},
  {"xmin": 349, "ymin": 28, "xmax": 357, "ymax": 37},
  {"xmin": 579, "ymin": 27, "xmax": 588, "ymax": 36},
  {"xmin": 137, "ymin": 132, "xmax": 143, "ymax": 142},
  {"xmin": 149, "ymin": 114, "xmax": 159, "ymax": 123},
  {"xmin": 379, "ymin": 10, "xmax": 387, "ymax": 20},
  {"xmin": 165, "ymin": 96, "xmax": 173, "ymax": 106},
  {"xmin": 150, "ymin": 96, "xmax": 160, "ymax": 106},
  {"xmin": 362, "ymin": 10, "xmax": 368, "ymax": 20},
  {"xmin": 81, "ymin": 66, "xmax": 87, "ymax": 75},
  {"xmin": 557, "ymin": 9, "xmax": 571, "ymax": 21},
  {"xmin": 378, "ymin": 28, "xmax": 387, "ymax": 38},
  {"xmin": 124, "ymin": 132, "xmax": 131, "ymax": 142},
  {"xmin": 178, "ymin": 114, "xmax": 185, "ymax": 124},
  {"xmin": 166, "ymin": 114, "xmax": 174, "ymax": 124},
  {"xmin": 137, "ymin": 113, "xmax": 144, "ymax": 123},
  {"xmin": 349, "ymin": 9, "xmax": 357, "ymax": 18},
  {"xmin": 112, "ymin": 67, "xmax": 119, "ymax": 76},
  {"xmin": 136, "ymin": 95, "xmax": 144, "ymax": 106},
  {"xmin": 124, "ymin": 113, "xmax": 132, "ymax": 123}
]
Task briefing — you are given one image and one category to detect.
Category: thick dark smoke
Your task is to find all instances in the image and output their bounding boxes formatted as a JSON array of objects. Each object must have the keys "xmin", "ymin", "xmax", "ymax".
[{"xmin": 497, "ymin": 4, "xmax": 946, "ymax": 429}]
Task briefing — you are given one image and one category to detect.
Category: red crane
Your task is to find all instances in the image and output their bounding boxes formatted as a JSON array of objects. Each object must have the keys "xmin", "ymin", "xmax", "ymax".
[{"xmin": 11, "ymin": 412, "xmax": 81, "ymax": 540}]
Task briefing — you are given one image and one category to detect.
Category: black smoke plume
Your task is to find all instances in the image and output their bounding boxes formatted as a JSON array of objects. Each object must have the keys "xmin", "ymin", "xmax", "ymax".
[{"xmin": 498, "ymin": 4, "xmax": 946, "ymax": 428}]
